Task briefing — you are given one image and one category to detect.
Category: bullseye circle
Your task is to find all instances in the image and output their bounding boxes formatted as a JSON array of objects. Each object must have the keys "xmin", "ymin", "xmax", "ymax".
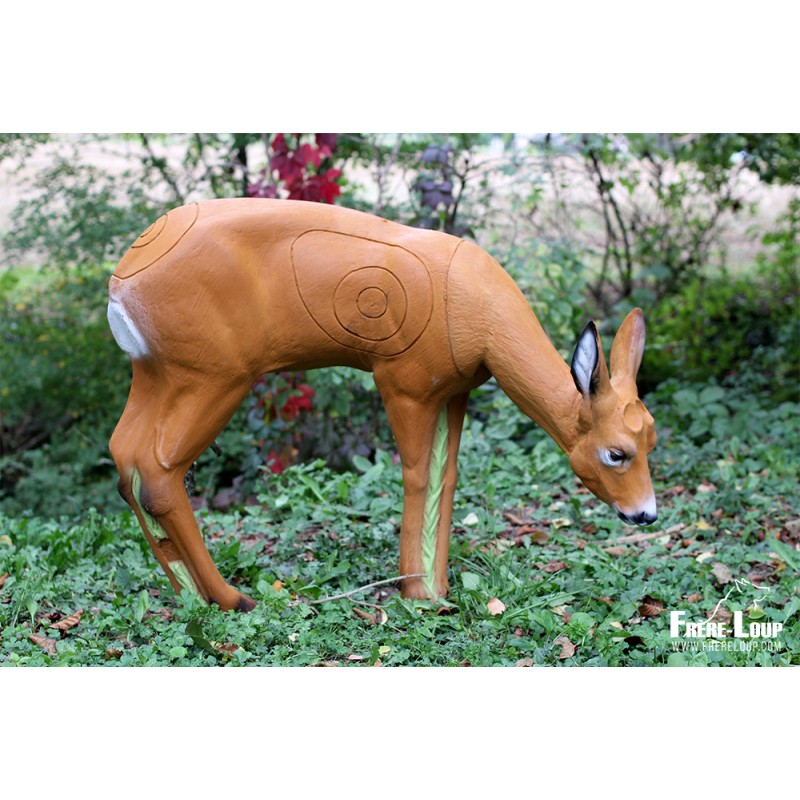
[
  {"xmin": 333, "ymin": 267, "xmax": 406, "ymax": 341},
  {"xmin": 357, "ymin": 287, "xmax": 388, "ymax": 318}
]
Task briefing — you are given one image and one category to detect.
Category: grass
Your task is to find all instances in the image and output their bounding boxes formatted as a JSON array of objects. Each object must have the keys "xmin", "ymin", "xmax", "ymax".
[{"xmin": 1, "ymin": 377, "xmax": 798, "ymax": 667}]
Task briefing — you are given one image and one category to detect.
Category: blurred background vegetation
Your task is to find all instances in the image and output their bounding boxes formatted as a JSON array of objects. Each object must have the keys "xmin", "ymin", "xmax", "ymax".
[{"xmin": 0, "ymin": 132, "xmax": 797, "ymax": 518}]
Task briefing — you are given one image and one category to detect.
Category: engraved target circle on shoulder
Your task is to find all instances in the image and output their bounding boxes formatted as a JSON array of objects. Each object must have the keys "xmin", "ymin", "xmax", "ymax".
[
  {"xmin": 334, "ymin": 267, "xmax": 406, "ymax": 340},
  {"xmin": 357, "ymin": 286, "xmax": 389, "ymax": 318},
  {"xmin": 291, "ymin": 230, "xmax": 433, "ymax": 355}
]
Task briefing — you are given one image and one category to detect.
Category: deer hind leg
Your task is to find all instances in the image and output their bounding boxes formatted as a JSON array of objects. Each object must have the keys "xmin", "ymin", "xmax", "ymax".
[
  {"xmin": 380, "ymin": 391, "xmax": 468, "ymax": 600},
  {"xmin": 111, "ymin": 362, "xmax": 256, "ymax": 611}
]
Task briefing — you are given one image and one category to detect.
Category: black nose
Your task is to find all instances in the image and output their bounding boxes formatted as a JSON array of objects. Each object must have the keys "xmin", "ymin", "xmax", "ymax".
[{"xmin": 617, "ymin": 510, "xmax": 658, "ymax": 526}]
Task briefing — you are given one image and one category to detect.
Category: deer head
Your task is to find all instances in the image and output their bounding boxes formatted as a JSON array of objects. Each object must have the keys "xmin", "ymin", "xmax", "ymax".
[{"xmin": 568, "ymin": 309, "xmax": 658, "ymax": 525}]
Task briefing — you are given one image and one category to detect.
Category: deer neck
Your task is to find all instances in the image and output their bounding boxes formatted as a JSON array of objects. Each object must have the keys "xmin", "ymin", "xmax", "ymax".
[{"xmin": 483, "ymin": 295, "xmax": 583, "ymax": 455}]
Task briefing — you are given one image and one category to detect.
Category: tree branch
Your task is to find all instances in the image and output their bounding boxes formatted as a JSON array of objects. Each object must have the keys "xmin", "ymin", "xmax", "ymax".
[{"xmin": 291, "ymin": 573, "xmax": 427, "ymax": 606}]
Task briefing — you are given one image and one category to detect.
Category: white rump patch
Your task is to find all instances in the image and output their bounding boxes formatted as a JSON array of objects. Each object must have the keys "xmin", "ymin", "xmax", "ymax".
[{"xmin": 108, "ymin": 297, "xmax": 149, "ymax": 360}]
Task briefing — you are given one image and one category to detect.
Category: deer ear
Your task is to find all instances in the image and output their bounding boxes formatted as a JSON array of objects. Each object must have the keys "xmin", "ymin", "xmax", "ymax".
[
  {"xmin": 571, "ymin": 321, "xmax": 601, "ymax": 397},
  {"xmin": 610, "ymin": 308, "xmax": 646, "ymax": 382}
]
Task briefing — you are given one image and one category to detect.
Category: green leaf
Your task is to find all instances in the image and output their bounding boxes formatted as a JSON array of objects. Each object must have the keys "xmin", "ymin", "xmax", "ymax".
[
  {"xmin": 352, "ymin": 455, "xmax": 372, "ymax": 473},
  {"xmin": 461, "ymin": 572, "xmax": 482, "ymax": 591},
  {"xmin": 134, "ymin": 589, "xmax": 150, "ymax": 623},
  {"xmin": 699, "ymin": 386, "xmax": 726, "ymax": 404},
  {"xmin": 567, "ymin": 612, "xmax": 596, "ymax": 636},
  {"xmin": 770, "ymin": 539, "xmax": 800, "ymax": 572},
  {"xmin": 185, "ymin": 620, "xmax": 218, "ymax": 655}
]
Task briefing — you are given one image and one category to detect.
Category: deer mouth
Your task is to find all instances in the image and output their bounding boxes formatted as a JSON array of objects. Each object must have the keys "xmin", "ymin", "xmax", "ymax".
[{"xmin": 616, "ymin": 509, "xmax": 658, "ymax": 526}]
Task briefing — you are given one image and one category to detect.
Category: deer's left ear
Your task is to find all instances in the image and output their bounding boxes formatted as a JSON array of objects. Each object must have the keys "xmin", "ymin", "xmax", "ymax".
[
  {"xmin": 571, "ymin": 320, "xmax": 607, "ymax": 397},
  {"xmin": 610, "ymin": 308, "xmax": 646, "ymax": 382}
]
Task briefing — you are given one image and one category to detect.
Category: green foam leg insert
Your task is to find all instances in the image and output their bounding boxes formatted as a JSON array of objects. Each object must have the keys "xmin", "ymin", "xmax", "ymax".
[
  {"xmin": 131, "ymin": 469, "xmax": 167, "ymax": 541},
  {"xmin": 169, "ymin": 560, "xmax": 207, "ymax": 604},
  {"xmin": 421, "ymin": 408, "xmax": 449, "ymax": 597}
]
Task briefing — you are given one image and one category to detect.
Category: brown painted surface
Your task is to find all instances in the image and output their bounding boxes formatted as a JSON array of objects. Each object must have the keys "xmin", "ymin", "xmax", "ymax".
[{"xmin": 108, "ymin": 199, "xmax": 657, "ymax": 611}]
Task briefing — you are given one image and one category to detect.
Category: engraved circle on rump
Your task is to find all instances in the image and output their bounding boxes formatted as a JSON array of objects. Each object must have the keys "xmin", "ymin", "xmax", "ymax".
[
  {"xmin": 131, "ymin": 214, "xmax": 167, "ymax": 248},
  {"xmin": 114, "ymin": 203, "xmax": 200, "ymax": 279},
  {"xmin": 292, "ymin": 230, "xmax": 433, "ymax": 355}
]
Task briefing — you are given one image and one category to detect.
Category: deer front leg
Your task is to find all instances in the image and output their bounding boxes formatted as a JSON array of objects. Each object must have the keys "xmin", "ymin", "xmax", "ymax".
[{"xmin": 380, "ymin": 391, "xmax": 468, "ymax": 600}]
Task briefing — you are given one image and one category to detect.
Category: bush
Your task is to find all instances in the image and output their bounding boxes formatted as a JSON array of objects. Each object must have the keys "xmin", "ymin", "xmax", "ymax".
[
  {"xmin": 642, "ymin": 201, "xmax": 799, "ymax": 395},
  {"xmin": 0, "ymin": 265, "xmax": 130, "ymax": 514}
]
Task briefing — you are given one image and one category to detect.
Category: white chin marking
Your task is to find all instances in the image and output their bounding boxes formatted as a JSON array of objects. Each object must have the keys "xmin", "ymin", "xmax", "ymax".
[{"xmin": 107, "ymin": 298, "xmax": 149, "ymax": 360}]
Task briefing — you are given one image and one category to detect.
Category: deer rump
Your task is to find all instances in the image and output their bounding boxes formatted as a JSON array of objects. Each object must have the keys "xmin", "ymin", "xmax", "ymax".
[{"xmin": 108, "ymin": 199, "xmax": 469, "ymax": 377}]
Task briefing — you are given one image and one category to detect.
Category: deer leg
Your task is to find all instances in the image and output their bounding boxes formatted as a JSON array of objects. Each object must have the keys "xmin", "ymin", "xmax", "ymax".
[
  {"xmin": 431, "ymin": 392, "xmax": 469, "ymax": 598},
  {"xmin": 380, "ymin": 391, "xmax": 468, "ymax": 600},
  {"xmin": 111, "ymin": 365, "xmax": 256, "ymax": 611},
  {"xmin": 111, "ymin": 363, "xmax": 187, "ymax": 597}
]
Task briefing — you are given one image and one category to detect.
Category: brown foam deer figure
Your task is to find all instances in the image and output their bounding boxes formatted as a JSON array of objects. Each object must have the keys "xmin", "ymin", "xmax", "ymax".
[{"xmin": 108, "ymin": 199, "xmax": 657, "ymax": 612}]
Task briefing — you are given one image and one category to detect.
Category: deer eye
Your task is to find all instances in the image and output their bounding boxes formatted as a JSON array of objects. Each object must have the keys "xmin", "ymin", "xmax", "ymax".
[{"xmin": 600, "ymin": 448, "xmax": 627, "ymax": 467}]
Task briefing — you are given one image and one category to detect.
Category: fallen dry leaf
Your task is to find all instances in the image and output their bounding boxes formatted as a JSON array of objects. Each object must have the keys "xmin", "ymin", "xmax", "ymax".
[
  {"xmin": 312, "ymin": 660, "xmax": 340, "ymax": 667},
  {"xmin": 685, "ymin": 593, "xmax": 703, "ymax": 603},
  {"xmin": 487, "ymin": 597, "xmax": 506, "ymax": 616},
  {"xmin": 638, "ymin": 597, "xmax": 664, "ymax": 617},
  {"xmin": 353, "ymin": 607, "xmax": 377, "ymax": 624},
  {"xmin": 708, "ymin": 606, "xmax": 732, "ymax": 624},
  {"xmin": 0, "ymin": 572, "xmax": 9, "ymax": 590},
  {"xmin": 272, "ymin": 579, "xmax": 283, "ymax": 592},
  {"xmin": 373, "ymin": 659, "xmax": 383, "ymax": 667},
  {"xmin": 697, "ymin": 481, "xmax": 718, "ymax": 493},
  {"xmin": 216, "ymin": 642, "xmax": 240, "ymax": 654},
  {"xmin": 513, "ymin": 626, "xmax": 525, "ymax": 638},
  {"xmin": 49, "ymin": 609, "xmax": 83, "ymax": 633},
  {"xmin": 503, "ymin": 511, "xmax": 528, "ymax": 526},
  {"xmin": 711, "ymin": 562, "xmax": 732, "ymax": 585},
  {"xmin": 346, "ymin": 654, "xmax": 365, "ymax": 662},
  {"xmin": 104, "ymin": 648, "xmax": 123, "ymax": 661},
  {"xmin": 555, "ymin": 635, "xmax": 576, "ymax": 659},
  {"xmin": 512, "ymin": 525, "xmax": 549, "ymax": 544},
  {"xmin": 604, "ymin": 546, "xmax": 626, "ymax": 557},
  {"xmin": 515, "ymin": 658, "xmax": 535, "ymax": 667},
  {"xmin": 544, "ymin": 560, "xmax": 569, "ymax": 573},
  {"xmin": 29, "ymin": 633, "xmax": 57, "ymax": 655}
]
